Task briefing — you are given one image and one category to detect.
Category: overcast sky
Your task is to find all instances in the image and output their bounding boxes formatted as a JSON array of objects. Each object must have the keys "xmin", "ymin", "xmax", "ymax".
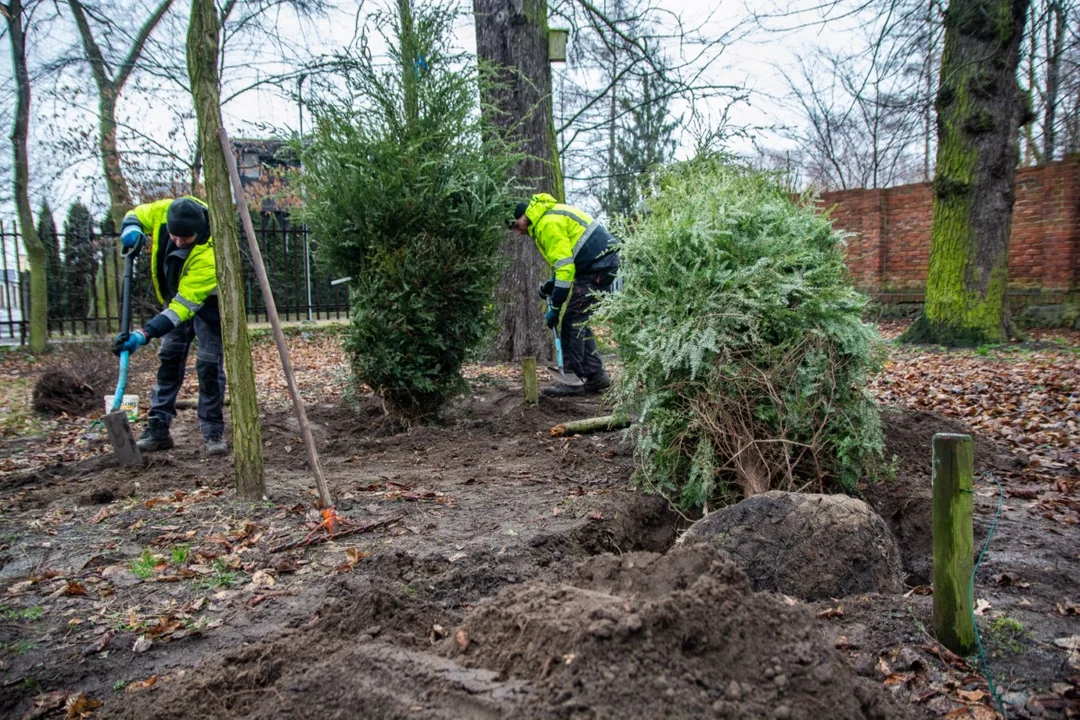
[{"xmin": 0, "ymin": 0, "xmax": 866, "ymax": 223}]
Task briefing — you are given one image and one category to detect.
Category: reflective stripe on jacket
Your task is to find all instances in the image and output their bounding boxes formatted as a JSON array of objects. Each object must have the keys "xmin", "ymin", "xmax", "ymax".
[
  {"xmin": 524, "ymin": 193, "xmax": 619, "ymax": 306},
  {"xmin": 121, "ymin": 197, "xmax": 216, "ymax": 331}
]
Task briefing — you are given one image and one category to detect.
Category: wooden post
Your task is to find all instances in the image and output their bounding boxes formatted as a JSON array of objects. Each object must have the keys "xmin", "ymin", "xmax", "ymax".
[
  {"xmin": 522, "ymin": 356, "xmax": 538, "ymax": 404},
  {"xmin": 102, "ymin": 411, "xmax": 143, "ymax": 467},
  {"xmin": 932, "ymin": 432, "xmax": 976, "ymax": 655},
  {"xmin": 218, "ymin": 127, "xmax": 334, "ymax": 510}
]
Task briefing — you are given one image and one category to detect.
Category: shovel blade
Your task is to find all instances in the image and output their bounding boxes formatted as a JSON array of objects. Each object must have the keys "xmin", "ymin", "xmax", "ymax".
[{"xmin": 103, "ymin": 411, "xmax": 144, "ymax": 467}]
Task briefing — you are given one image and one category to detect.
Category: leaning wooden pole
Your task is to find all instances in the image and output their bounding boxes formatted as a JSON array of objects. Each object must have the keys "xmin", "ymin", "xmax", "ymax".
[
  {"xmin": 218, "ymin": 128, "xmax": 333, "ymax": 509},
  {"xmin": 932, "ymin": 432, "xmax": 976, "ymax": 655}
]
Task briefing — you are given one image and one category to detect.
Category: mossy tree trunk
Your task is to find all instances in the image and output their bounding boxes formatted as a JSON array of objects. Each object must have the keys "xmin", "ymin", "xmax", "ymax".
[
  {"xmin": 186, "ymin": 0, "xmax": 265, "ymax": 500},
  {"xmin": 5, "ymin": 0, "xmax": 48, "ymax": 353},
  {"xmin": 473, "ymin": 0, "xmax": 563, "ymax": 362},
  {"xmin": 902, "ymin": 0, "xmax": 1030, "ymax": 347}
]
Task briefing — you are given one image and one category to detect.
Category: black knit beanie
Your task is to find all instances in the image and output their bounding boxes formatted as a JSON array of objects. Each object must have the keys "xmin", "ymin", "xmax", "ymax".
[{"xmin": 166, "ymin": 198, "xmax": 208, "ymax": 238}]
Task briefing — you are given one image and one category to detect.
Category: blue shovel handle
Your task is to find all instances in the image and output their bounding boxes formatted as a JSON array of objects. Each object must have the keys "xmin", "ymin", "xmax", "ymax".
[{"xmin": 110, "ymin": 350, "xmax": 130, "ymax": 413}]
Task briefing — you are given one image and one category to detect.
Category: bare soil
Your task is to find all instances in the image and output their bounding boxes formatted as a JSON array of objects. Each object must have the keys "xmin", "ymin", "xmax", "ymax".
[{"xmin": 0, "ymin": 369, "xmax": 1076, "ymax": 719}]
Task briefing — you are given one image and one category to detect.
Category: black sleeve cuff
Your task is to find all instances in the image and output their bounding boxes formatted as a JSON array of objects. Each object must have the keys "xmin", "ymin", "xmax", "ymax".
[
  {"xmin": 550, "ymin": 286, "xmax": 570, "ymax": 307},
  {"xmin": 143, "ymin": 313, "xmax": 175, "ymax": 339}
]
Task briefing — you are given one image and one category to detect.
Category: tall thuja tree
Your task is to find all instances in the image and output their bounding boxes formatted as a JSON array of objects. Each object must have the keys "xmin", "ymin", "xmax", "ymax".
[
  {"xmin": 605, "ymin": 73, "xmax": 678, "ymax": 218},
  {"xmin": 37, "ymin": 202, "xmax": 64, "ymax": 322},
  {"xmin": 296, "ymin": 0, "xmax": 516, "ymax": 417},
  {"xmin": 63, "ymin": 202, "xmax": 97, "ymax": 322}
]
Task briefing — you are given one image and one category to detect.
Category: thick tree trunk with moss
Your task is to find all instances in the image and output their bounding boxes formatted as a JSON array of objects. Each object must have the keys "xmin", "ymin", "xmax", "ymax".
[
  {"xmin": 187, "ymin": 0, "xmax": 265, "ymax": 499},
  {"xmin": 474, "ymin": 0, "xmax": 563, "ymax": 362},
  {"xmin": 6, "ymin": 0, "xmax": 48, "ymax": 352},
  {"xmin": 902, "ymin": 0, "xmax": 1029, "ymax": 347}
]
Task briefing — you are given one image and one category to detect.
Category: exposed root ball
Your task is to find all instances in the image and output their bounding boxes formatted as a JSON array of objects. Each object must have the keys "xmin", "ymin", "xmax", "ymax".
[{"xmin": 32, "ymin": 369, "xmax": 100, "ymax": 416}]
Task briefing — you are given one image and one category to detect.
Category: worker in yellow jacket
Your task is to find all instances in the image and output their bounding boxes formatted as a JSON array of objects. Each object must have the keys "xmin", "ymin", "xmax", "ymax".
[
  {"xmin": 111, "ymin": 197, "xmax": 227, "ymax": 456},
  {"xmin": 510, "ymin": 194, "xmax": 620, "ymax": 396}
]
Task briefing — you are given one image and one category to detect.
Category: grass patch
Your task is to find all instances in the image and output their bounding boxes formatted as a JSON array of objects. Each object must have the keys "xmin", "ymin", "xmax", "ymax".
[
  {"xmin": 170, "ymin": 544, "xmax": 190, "ymax": 565},
  {"xmin": 193, "ymin": 559, "xmax": 242, "ymax": 591},
  {"xmin": 0, "ymin": 641, "xmax": 38, "ymax": 655},
  {"xmin": 1, "ymin": 605, "xmax": 43, "ymax": 622},
  {"xmin": 129, "ymin": 549, "xmax": 161, "ymax": 580}
]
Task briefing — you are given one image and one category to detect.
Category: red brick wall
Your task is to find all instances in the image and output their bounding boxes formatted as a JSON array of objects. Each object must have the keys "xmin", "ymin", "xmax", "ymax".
[{"xmin": 816, "ymin": 156, "xmax": 1080, "ymax": 302}]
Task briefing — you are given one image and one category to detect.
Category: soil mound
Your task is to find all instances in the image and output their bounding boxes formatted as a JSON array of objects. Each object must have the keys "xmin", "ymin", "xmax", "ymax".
[
  {"xmin": 32, "ymin": 369, "xmax": 100, "ymax": 416},
  {"xmin": 444, "ymin": 545, "xmax": 908, "ymax": 719},
  {"xmin": 678, "ymin": 491, "xmax": 902, "ymax": 600}
]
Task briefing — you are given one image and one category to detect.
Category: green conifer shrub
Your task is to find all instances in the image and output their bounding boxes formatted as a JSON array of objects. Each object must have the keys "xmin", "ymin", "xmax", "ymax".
[
  {"xmin": 598, "ymin": 156, "xmax": 886, "ymax": 509},
  {"xmin": 293, "ymin": 1, "xmax": 516, "ymax": 417}
]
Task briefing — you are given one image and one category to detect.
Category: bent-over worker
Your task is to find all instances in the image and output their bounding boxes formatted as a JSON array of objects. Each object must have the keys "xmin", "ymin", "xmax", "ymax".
[
  {"xmin": 510, "ymin": 193, "xmax": 620, "ymax": 397},
  {"xmin": 112, "ymin": 197, "xmax": 227, "ymax": 456}
]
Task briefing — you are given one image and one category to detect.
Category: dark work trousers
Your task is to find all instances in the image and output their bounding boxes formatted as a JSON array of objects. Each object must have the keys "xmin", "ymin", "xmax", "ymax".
[
  {"xmin": 559, "ymin": 273, "xmax": 614, "ymax": 382},
  {"xmin": 148, "ymin": 307, "xmax": 226, "ymax": 440}
]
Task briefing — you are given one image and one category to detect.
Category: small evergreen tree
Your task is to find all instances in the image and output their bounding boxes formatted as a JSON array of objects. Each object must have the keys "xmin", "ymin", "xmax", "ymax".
[
  {"xmin": 605, "ymin": 74, "xmax": 679, "ymax": 218},
  {"xmin": 63, "ymin": 203, "xmax": 97, "ymax": 322},
  {"xmin": 294, "ymin": 0, "xmax": 516, "ymax": 417},
  {"xmin": 37, "ymin": 202, "xmax": 64, "ymax": 322},
  {"xmin": 599, "ymin": 156, "xmax": 886, "ymax": 510}
]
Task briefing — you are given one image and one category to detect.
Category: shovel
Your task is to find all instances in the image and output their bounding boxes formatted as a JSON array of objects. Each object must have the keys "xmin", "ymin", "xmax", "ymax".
[
  {"xmin": 545, "ymin": 296, "xmax": 581, "ymax": 386},
  {"xmin": 102, "ymin": 242, "xmax": 144, "ymax": 466}
]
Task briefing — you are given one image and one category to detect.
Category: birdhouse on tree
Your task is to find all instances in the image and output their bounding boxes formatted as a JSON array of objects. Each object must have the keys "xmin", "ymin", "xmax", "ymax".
[{"xmin": 548, "ymin": 28, "xmax": 569, "ymax": 63}]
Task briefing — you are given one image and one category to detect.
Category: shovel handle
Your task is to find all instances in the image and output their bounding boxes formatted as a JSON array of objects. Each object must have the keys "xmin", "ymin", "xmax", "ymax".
[{"xmin": 110, "ymin": 350, "xmax": 130, "ymax": 413}]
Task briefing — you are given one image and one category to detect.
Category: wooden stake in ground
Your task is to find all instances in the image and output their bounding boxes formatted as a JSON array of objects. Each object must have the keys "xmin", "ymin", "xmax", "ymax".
[
  {"xmin": 522, "ymin": 357, "xmax": 538, "ymax": 404},
  {"xmin": 550, "ymin": 414, "xmax": 630, "ymax": 437},
  {"xmin": 218, "ymin": 127, "xmax": 334, "ymax": 510},
  {"xmin": 932, "ymin": 432, "xmax": 976, "ymax": 655},
  {"xmin": 187, "ymin": 0, "xmax": 265, "ymax": 500}
]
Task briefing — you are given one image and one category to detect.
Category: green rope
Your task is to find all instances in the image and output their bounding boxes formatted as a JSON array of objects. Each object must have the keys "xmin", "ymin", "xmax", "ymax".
[{"xmin": 970, "ymin": 470, "xmax": 1007, "ymax": 717}]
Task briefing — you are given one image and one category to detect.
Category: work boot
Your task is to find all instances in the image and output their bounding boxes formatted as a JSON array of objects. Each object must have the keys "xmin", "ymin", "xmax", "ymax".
[
  {"xmin": 204, "ymin": 435, "xmax": 228, "ymax": 457},
  {"xmin": 137, "ymin": 418, "xmax": 174, "ymax": 453},
  {"xmin": 542, "ymin": 381, "xmax": 587, "ymax": 397},
  {"xmin": 584, "ymin": 371, "xmax": 611, "ymax": 394}
]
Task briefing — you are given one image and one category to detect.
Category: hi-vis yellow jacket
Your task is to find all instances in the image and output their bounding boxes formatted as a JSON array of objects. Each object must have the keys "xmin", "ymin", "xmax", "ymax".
[
  {"xmin": 122, "ymin": 197, "xmax": 216, "ymax": 337},
  {"xmin": 524, "ymin": 194, "xmax": 619, "ymax": 307}
]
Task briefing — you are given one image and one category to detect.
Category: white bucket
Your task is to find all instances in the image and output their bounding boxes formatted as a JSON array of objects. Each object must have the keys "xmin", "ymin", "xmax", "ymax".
[{"xmin": 104, "ymin": 395, "xmax": 139, "ymax": 423}]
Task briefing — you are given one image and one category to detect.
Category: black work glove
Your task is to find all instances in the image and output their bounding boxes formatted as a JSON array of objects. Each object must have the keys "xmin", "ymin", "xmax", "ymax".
[{"xmin": 537, "ymin": 278, "xmax": 555, "ymax": 299}]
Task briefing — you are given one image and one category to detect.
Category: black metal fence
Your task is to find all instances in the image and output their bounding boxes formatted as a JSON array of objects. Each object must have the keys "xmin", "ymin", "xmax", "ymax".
[{"xmin": 0, "ymin": 220, "xmax": 350, "ymax": 343}]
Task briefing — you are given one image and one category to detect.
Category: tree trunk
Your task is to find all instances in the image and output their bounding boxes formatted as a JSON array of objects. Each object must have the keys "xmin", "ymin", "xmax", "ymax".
[
  {"xmin": 901, "ymin": 0, "xmax": 1029, "ymax": 347},
  {"xmin": 398, "ymin": 0, "xmax": 419, "ymax": 133},
  {"xmin": 474, "ymin": 0, "xmax": 563, "ymax": 362},
  {"xmin": 187, "ymin": 0, "xmax": 265, "ymax": 499},
  {"xmin": 1041, "ymin": 1, "xmax": 1066, "ymax": 161},
  {"xmin": 100, "ymin": 90, "xmax": 133, "ymax": 230},
  {"xmin": 6, "ymin": 0, "xmax": 48, "ymax": 353}
]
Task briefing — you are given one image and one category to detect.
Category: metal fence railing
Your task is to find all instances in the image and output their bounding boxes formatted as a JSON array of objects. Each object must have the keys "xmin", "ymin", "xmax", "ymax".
[{"xmin": 0, "ymin": 219, "xmax": 349, "ymax": 344}]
